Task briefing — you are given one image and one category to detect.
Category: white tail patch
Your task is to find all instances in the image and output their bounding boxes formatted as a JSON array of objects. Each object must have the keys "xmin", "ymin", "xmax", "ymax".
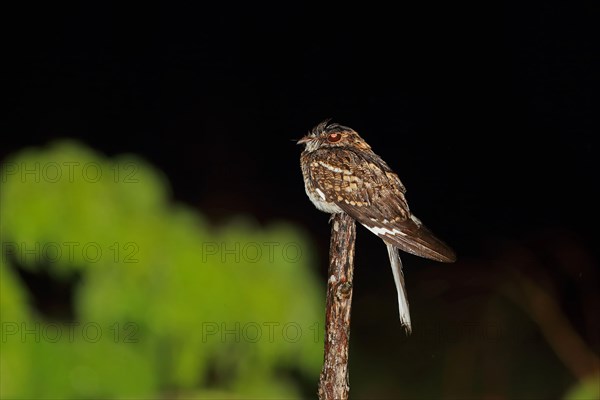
[{"xmin": 386, "ymin": 244, "xmax": 412, "ymax": 334}]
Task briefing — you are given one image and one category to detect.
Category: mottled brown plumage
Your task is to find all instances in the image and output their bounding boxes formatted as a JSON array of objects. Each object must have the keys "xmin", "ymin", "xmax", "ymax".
[{"xmin": 298, "ymin": 120, "xmax": 456, "ymax": 333}]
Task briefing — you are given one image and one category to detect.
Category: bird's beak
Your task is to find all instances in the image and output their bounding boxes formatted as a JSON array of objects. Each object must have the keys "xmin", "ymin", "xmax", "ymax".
[{"xmin": 297, "ymin": 135, "xmax": 312, "ymax": 145}]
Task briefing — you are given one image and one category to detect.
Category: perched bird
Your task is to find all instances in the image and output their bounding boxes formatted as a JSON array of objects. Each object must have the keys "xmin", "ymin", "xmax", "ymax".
[{"xmin": 298, "ymin": 120, "xmax": 456, "ymax": 333}]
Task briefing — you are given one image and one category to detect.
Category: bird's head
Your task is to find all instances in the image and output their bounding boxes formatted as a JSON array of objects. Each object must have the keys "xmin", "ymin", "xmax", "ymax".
[{"xmin": 297, "ymin": 120, "xmax": 372, "ymax": 152}]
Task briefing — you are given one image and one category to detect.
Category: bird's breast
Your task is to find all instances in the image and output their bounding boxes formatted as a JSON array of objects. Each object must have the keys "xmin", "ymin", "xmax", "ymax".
[{"xmin": 305, "ymin": 187, "xmax": 344, "ymax": 214}]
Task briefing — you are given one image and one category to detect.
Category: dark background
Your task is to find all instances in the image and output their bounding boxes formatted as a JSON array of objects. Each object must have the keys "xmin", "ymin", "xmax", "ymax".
[
  {"xmin": 6, "ymin": 2, "xmax": 598, "ymax": 241},
  {"xmin": 4, "ymin": 2, "xmax": 599, "ymax": 398}
]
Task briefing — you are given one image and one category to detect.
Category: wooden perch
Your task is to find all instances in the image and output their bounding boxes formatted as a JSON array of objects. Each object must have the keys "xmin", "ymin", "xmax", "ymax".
[{"xmin": 318, "ymin": 213, "xmax": 356, "ymax": 400}]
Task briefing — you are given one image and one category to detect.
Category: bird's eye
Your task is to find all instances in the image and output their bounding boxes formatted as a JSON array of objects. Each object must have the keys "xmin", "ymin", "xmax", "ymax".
[{"xmin": 327, "ymin": 133, "xmax": 342, "ymax": 143}]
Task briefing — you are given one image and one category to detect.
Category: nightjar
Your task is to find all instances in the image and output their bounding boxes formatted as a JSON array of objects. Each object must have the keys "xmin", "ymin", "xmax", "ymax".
[{"xmin": 298, "ymin": 120, "xmax": 456, "ymax": 333}]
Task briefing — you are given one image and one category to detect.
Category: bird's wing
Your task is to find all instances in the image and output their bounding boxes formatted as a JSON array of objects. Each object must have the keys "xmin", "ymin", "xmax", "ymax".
[{"xmin": 309, "ymin": 149, "xmax": 456, "ymax": 262}]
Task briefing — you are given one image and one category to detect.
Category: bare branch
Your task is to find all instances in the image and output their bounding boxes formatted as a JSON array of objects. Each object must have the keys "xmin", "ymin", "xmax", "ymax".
[{"xmin": 318, "ymin": 213, "xmax": 356, "ymax": 400}]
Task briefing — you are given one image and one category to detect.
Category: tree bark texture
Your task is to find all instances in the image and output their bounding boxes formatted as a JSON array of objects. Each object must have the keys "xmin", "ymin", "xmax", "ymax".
[{"xmin": 318, "ymin": 213, "xmax": 356, "ymax": 400}]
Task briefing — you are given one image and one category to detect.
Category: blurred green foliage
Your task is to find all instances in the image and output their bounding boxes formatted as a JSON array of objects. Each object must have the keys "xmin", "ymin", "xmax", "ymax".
[
  {"xmin": 564, "ymin": 377, "xmax": 600, "ymax": 400},
  {"xmin": 1, "ymin": 141, "xmax": 324, "ymax": 398}
]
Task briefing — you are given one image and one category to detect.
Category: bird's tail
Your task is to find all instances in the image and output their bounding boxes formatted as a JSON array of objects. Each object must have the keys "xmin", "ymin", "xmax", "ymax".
[{"xmin": 386, "ymin": 244, "xmax": 412, "ymax": 334}]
